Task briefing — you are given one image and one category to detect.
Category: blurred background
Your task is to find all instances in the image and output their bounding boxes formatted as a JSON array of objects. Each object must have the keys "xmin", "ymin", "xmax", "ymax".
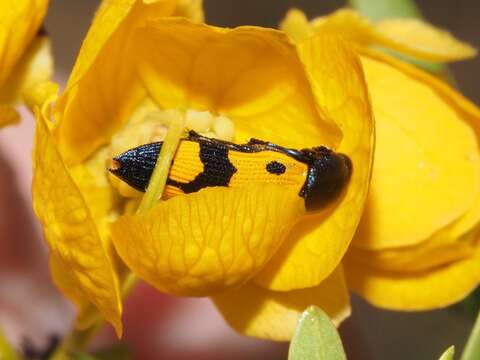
[{"xmin": 0, "ymin": 0, "xmax": 478, "ymax": 359}]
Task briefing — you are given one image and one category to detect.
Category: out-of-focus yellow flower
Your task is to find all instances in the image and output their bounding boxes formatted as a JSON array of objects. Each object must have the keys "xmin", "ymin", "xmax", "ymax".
[
  {"xmin": 0, "ymin": 0, "xmax": 52, "ymax": 127},
  {"xmin": 32, "ymin": 0, "xmax": 374, "ymax": 340},
  {"xmin": 281, "ymin": 8, "xmax": 480, "ymax": 310}
]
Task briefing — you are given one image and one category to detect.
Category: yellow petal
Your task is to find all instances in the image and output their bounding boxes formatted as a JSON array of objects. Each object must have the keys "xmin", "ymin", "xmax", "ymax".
[
  {"xmin": 32, "ymin": 110, "xmax": 122, "ymax": 335},
  {"xmin": 354, "ymin": 50, "xmax": 480, "ymax": 250},
  {"xmin": 0, "ymin": 36, "xmax": 53, "ymax": 105},
  {"xmin": 0, "ymin": 0, "xmax": 48, "ymax": 87},
  {"xmin": 0, "ymin": 105, "xmax": 19, "ymax": 128},
  {"xmin": 0, "ymin": 35, "xmax": 53, "ymax": 129},
  {"xmin": 313, "ymin": 9, "xmax": 373, "ymax": 44},
  {"xmin": 111, "ymin": 185, "xmax": 304, "ymax": 296},
  {"xmin": 347, "ymin": 232, "xmax": 476, "ymax": 274},
  {"xmin": 375, "ymin": 18, "xmax": 477, "ymax": 62},
  {"xmin": 307, "ymin": 8, "xmax": 476, "ymax": 62},
  {"xmin": 54, "ymin": 0, "xmax": 145, "ymax": 165},
  {"xmin": 349, "ymin": 184, "xmax": 480, "ymax": 273},
  {"xmin": 69, "ymin": 151, "xmax": 117, "ymax": 242},
  {"xmin": 173, "ymin": 0, "xmax": 204, "ymax": 23},
  {"xmin": 81, "ymin": 0, "xmax": 202, "ymax": 87},
  {"xmin": 23, "ymin": 80, "xmax": 59, "ymax": 114},
  {"xmin": 212, "ymin": 266, "xmax": 350, "ymax": 341},
  {"xmin": 135, "ymin": 19, "xmax": 340, "ymax": 150},
  {"xmin": 65, "ymin": 0, "xmax": 137, "ymax": 88},
  {"xmin": 344, "ymin": 249, "xmax": 480, "ymax": 310},
  {"xmin": 143, "ymin": 0, "xmax": 204, "ymax": 19},
  {"xmin": 49, "ymin": 255, "xmax": 99, "ymax": 330},
  {"xmin": 254, "ymin": 35, "xmax": 374, "ymax": 290},
  {"xmin": 55, "ymin": 0, "xmax": 204, "ymax": 165},
  {"xmin": 279, "ymin": 8, "xmax": 314, "ymax": 44}
]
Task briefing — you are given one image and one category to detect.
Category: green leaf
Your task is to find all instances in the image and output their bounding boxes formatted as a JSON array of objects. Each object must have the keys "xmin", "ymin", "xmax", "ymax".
[
  {"xmin": 348, "ymin": 0, "xmax": 421, "ymax": 21},
  {"xmin": 0, "ymin": 328, "xmax": 19, "ymax": 360},
  {"xmin": 288, "ymin": 306, "xmax": 346, "ymax": 360},
  {"xmin": 439, "ymin": 346, "xmax": 455, "ymax": 360},
  {"xmin": 461, "ymin": 310, "xmax": 480, "ymax": 360}
]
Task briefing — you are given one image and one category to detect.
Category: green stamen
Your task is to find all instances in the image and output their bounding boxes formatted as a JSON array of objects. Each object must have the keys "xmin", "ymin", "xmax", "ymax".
[{"xmin": 137, "ymin": 111, "xmax": 186, "ymax": 214}]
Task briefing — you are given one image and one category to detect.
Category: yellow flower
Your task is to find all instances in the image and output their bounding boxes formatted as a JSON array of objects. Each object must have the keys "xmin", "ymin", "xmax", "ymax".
[
  {"xmin": 32, "ymin": 0, "xmax": 374, "ymax": 340},
  {"xmin": 0, "ymin": 0, "xmax": 52, "ymax": 127},
  {"xmin": 281, "ymin": 8, "xmax": 480, "ymax": 310}
]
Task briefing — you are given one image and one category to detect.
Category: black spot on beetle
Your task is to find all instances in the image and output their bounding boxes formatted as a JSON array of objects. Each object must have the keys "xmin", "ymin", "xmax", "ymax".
[{"xmin": 266, "ymin": 161, "xmax": 286, "ymax": 175}]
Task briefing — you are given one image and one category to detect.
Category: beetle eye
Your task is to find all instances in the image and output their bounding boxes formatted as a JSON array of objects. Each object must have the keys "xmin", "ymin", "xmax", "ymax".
[{"xmin": 303, "ymin": 152, "xmax": 352, "ymax": 211}]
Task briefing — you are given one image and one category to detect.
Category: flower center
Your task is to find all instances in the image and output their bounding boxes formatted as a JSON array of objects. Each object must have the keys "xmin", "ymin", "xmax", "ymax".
[{"xmin": 108, "ymin": 103, "xmax": 235, "ymax": 199}]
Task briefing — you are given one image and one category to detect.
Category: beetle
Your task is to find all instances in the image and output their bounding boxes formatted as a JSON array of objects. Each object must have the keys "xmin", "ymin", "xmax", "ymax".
[{"xmin": 109, "ymin": 130, "xmax": 352, "ymax": 211}]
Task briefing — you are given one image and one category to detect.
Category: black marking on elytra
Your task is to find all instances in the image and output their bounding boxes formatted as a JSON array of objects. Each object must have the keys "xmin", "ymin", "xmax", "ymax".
[
  {"xmin": 167, "ymin": 141, "xmax": 237, "ymax": 193},
  {"xmin": 266, "ymin": 161, "xmax": 286, "ymax": 175},
  {"xmin": 110, "ymin": 142, "xmax": 161, "ymax": 192},
  {"xmin": 110, "ymin": 130, "xmax": 352, "ymax": 211}
]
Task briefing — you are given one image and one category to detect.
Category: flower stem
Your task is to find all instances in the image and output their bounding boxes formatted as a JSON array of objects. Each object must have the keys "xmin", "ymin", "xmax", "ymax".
[
  {"xmin": 50, "ymin": 273, "xmax": 138, "ymax": 360},
  {"xmin": 50, "ymin": 321, "xmax": 103, "ymax": 360},
  {"xmin": 461, "ymin": 310, "xmax": 480, "ymax": 360},
  {"xmin": 49, "ymin": 113, "xmax": 185, "ymax": 359}
]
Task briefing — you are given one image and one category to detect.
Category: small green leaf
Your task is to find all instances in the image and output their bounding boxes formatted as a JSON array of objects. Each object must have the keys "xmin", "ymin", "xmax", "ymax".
[
  {"xmin": 439, "ymin": 346, "xmax": 455, "ymax": 360},
  {"xmin": 461, "ymin": 310, "xmax": 480, "ymax": 360},
  {"xmin": 0, "ymin": 328, "xmax": 19, "ymax": 360},
  {"xmin": 348, "ymin": 0, "xmax": 421, "ymax": 21},
  {"xmin": 288, "ymin": 306, "xmax": 346, "ymax": 360}
]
